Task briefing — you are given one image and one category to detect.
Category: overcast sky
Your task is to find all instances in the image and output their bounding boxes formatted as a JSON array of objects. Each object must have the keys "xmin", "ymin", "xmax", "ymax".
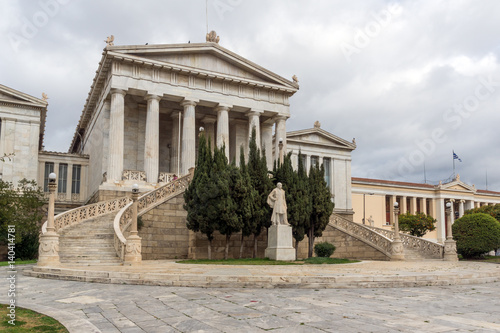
[{"xmin": 1, "ymin": 0, "xmax": 499, "ymax": 190}]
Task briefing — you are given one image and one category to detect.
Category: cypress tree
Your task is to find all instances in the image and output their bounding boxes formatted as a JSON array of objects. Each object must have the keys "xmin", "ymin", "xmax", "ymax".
[
  {"xmin": 307, "ymin": 163, "xmax": 334, "ymax": 257},
  {"xmin": 238, "ymin": 147, "xmax": 258, "ymax": 258},
  {"xmin": 290, "ymin": 150, "xmax": 311, "ymax": 258},
  {"xmin": 212, "ymin": 144, "xmax": 240, "ymax": 259},
  {"xmin": 184, "ymin": 134, "xmax": 218, "ymax": 259},
  {"xmin": 247, "ymin": 127, "xmax": 272, "ymax": 258}
]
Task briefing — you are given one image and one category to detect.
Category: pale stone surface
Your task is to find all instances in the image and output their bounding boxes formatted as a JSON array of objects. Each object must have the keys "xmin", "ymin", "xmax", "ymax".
[
  {"xmin": 265, "ymin": 225, "xmax": 295, "ymax": 261},
  {"xmin": 108, "ymin": 89, "xmax": 126, "ymax": 182},
  {"xmin": 181, "ymin": 100, "xmax": 197, "ymax": 175},
  {"xmin": 216, "ymin": 105, "xmax": 230, "ymax": 159},
  {"xmin": 144, "ymin": 95, "xmax": 160, "ymax": 183}
]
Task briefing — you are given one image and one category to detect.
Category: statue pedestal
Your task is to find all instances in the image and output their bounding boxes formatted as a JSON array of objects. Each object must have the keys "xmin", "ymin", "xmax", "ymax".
[{"xmin": 265, "ymin": 225, "xmax": 296, "ymax": 261}]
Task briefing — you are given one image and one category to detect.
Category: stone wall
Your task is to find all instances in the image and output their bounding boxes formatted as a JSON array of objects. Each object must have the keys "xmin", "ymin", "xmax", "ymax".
[{"xmin": 136, "ymin": 191, "xmax": 389, "ymax": 261}]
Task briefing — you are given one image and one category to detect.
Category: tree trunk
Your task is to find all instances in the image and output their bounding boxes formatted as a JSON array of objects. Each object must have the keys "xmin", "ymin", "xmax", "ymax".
[
  {"xmin": 308, "ymin": 225, "xmax": 315, "ymax": 258},
  {"xmin": 295, "ymin": 239, "xmax": 299, "ymax": 259},
  {"xmin": 239, "ymin": 234, "xmax": 245, "ymax": 259},
  {"xmin": 208, "ymin": 239, "xmax": 212, "ymax": 260},
  {"xmin": 253, "ymin": 234, "xmax": 258, "ymax": 258},
  {"xmin": 224, "ymin": 234, "xmax": 230, "ymax": 260}
]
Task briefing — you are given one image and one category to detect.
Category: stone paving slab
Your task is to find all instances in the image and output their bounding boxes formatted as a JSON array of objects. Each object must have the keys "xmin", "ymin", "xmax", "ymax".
[
  {"xmin": 25, "ymin": 260, "xmax": 500, "ymax": 289},
  {"xmin": 3, "ymin": 266, "xmax": 500, "ymax": 333}
]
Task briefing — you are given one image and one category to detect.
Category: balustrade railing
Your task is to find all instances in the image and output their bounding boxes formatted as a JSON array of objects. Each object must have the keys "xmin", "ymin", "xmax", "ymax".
[
  {"xmin": 113, "ymin": 172, "xmax": 192, "ymax": 260},
  {"xmin": 365, "ymin": 225, "xmax": 444, "ymax": 259},
  {"xmin": 42, "ymin": 196, "xmax": 131, "ymax": 234},
  {"xmin": 122, "ymin": 170, "xmax": 147, "ymax": 181},
  {"xmin": 329, "ymin": 214, "xmax": 393, "ymax": 257}
]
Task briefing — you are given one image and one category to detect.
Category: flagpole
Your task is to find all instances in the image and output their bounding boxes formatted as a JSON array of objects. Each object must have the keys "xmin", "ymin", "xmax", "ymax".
[{"xmin": 452, "ymin": 150, "xmax": 455, "ymax": 177}]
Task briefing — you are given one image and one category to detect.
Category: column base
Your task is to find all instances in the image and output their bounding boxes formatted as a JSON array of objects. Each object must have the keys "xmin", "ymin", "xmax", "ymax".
[
  {"xmin": 265, "ymin": 225, "xmax": 296, "ymax": 261},
  {"xmin": 443, "ymin": 239, "xmax": 459, "ymax": 261},
  {"xmin": 124, "ymin": 235, "xmax": 142, "ymax": 265},
  {"xmin": 390, "ymin": 239, "xmax": 405, "ymax": 261},
  {"xmin": 38, "ymin": 232, "xmax": 60, "ymax": 267}
]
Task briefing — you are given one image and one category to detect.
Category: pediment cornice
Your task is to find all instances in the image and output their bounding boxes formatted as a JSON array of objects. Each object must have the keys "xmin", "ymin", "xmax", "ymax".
[{"xmin": 287, "ymin": 127, "xmax": 356, "ymax": 151}]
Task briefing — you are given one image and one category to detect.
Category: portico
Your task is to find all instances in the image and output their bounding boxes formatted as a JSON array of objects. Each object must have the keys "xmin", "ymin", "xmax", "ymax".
[{"xmin": 69, "ymin": 38, "xmax": 299, "ymax": 200}]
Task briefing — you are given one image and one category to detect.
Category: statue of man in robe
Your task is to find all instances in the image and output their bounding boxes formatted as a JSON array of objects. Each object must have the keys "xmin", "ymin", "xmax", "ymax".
[{"xmin": 267, "ymin": 182, "xmax": 288, "ymax": 225}]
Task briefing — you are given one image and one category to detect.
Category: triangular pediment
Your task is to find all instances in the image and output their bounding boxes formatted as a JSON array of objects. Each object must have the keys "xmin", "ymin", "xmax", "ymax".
[
  {"xmin": 109, "ymin": 43, "xmax": 298, "ymax": 90},
  {"xmin": 439, "ymin": 178, "xmax": 476, "ymax": 193},
  {"xmin": 287, "ymin": 127, "xmax": 356, "ymax": 151},
  {"xmin": 0, "ymin": 84, "xmax": 47, "ymax": 108}
]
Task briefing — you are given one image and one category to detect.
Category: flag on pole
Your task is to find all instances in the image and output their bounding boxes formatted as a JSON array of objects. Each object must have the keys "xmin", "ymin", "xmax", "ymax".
[{"xmin": 453, "ymin": 151, "xmax": 462, "ymax": 162}]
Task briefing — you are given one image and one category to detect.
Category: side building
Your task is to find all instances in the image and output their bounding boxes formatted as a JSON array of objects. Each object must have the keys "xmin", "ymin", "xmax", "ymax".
[{"xmin": 352, "ymin": 175, "xmax": 500, "ymax": 243}]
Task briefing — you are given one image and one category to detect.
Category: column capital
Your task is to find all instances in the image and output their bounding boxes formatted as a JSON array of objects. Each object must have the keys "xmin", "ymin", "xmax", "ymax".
[
  {"xmin": 180, "ymin": 99, "xmax": 198, "ymax": 107},
  {"xmin": 246, "ymin": 109, "xmax": 263, "ymax": 117},
  {"xmin": 215, "ymin": 104, "xmax": 232, "ymax": 112},
  {"xmin": 202, "ymin": 115, "xmax": 217, "ymax": 124},
  {"xmin": 110, "ymin": 88, "xmax": 127, "ymax": 96},
  {"xmin": 274, "ymin": 114, "xmax": 288, "ymax": 121},
  {"xmin": 145, "ymin": 94, "xmax": 161, "ymax": 102}
]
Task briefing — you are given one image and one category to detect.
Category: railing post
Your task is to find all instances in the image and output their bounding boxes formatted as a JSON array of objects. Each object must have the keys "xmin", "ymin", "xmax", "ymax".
[
  {"xmin": 124, "ymin": 184, "xmax": 142, "ymax": 265},
  {"xmin": 38, "ymin": 172, "xmax": 60, "ymax": 267},
  {"xmin": 390, "ymin": 202, "xmax": 405, "ymax": 261},
  {"xmin": 443, "ymin": 201, "xmax": 459, "ymax": 261}
]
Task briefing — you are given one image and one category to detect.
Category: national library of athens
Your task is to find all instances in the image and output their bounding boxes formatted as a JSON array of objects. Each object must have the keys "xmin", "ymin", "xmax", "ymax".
[{"xmin": 1, "ymin": 34, "xmax": 499, "ymax": 262}]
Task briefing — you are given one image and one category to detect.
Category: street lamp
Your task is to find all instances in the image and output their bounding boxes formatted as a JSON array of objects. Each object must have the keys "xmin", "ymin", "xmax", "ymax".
[
  {"xmin": 444, "ymin": 201, "xmax": 458, "ymax": 261},
  {"xmin": 38, "ymin": 172, "xmax": 60, "ymax": 266},
  {"xmin": 124, "ymin": 183, "xmax": 142, "ymax": 265},
  {"xmin": 390, "ymin": 201, "xmax": 405, "ymax": 261},
  {"xmin": 362, "ymin": 193, "xmax": 374, "ymax": 224}
]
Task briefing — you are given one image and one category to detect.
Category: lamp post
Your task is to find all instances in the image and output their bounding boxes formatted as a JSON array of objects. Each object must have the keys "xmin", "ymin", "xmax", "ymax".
[
  {"xmin": 443, "ymin": 201, "xmax": 458, "ymax": 261},
  {"xmin": 362, "ymin": 193, "xmax": 374, "ymax": 224},
  {"xmin": 124, "ymin": 184, "xmax": 142, "ymax": 265},
  {"xmin": 38, "ymin": 172, "xmax": 60, "ymax": 266},
  {"xmin": 278, "ymin": 137, "xmax": 284, "ymax": 165},
  {"xmin": 390, "ymin": 201, "xmax": 405, "ymax": 261}
]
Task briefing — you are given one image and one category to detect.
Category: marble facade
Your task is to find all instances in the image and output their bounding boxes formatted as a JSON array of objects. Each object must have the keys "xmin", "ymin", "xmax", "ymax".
[{"xmin": 69, "ymin": 41, "xmax": 299, "ymax": 198}]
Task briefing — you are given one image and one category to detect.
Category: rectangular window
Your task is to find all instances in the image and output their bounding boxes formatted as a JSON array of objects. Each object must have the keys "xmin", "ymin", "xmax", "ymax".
[
  {"xmin": 72, "ymin": 164, "xmax": 81, "ymax": 194},
  {"xmin": 58, "ymin": 164, "xmax": 68, "ymax": 193},
  {"xmin": 43, "ymin": 162, "xmax": 54, "ymax": 192},
  {"xmin": 323, "ymin": 158, "xmax": 331, "ymax": 188}
]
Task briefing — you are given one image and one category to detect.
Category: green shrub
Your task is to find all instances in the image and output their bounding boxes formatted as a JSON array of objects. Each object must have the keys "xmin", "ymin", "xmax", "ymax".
[
  {"xmin": 314, "ymin": 242, "xmax": 336, "ymax": 257},
  {"xmin": 452, "ymin": 213, "xmax": 500, "ymax": 259},
  {"xmin": 398, "ymin": 212, "xmax": 436, "ymax": 237}
]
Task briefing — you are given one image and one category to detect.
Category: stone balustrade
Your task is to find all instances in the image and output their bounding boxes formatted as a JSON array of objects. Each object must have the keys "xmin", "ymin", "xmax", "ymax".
[
  {"xmin": 365, "ymin": 225, "xmax": 444, "ymax": 259},
  {"xmin": 113, "ymin": 172, "xmax": 192, "ymax": 261}
]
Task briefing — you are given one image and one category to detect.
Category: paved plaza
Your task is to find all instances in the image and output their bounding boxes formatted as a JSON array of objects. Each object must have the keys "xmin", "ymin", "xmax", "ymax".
[{"xmin": 3, "ymin": 265, "xmax": 500, "ymax": 332}]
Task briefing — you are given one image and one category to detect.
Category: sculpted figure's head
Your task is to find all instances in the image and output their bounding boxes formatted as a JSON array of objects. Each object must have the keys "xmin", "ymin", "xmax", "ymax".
[{"xmin": 277, "ymin": 182, "xmax": 282, "ymax": 189}]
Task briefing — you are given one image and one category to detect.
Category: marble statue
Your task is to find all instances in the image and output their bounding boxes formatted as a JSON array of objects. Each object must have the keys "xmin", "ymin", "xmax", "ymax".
[
  {"xmin": 105, "ymin": 35, "xmax": 114, "ymax": 46},
  {"xmin": 267, "ymin": 182, "xmax": 288, "ymax": 225},
  {"xmin": 206, "ymin": 30, "xmax": 220, "ymax": 43}
]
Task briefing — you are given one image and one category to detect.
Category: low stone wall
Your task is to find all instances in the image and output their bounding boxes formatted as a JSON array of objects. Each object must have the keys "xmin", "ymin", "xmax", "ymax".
[{"xmin": 138, "ymin": 194, "xmax": 389, "ymax": 261}]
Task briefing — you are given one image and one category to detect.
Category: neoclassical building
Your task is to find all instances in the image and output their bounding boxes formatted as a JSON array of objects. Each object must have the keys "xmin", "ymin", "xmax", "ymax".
[
  {"xmin": 66, "ymin": 37, "xmax": 299, "ymax": 201},
  {"xmin": 352, "ymin": 175, "xmax": 500, "ymax": 243}
]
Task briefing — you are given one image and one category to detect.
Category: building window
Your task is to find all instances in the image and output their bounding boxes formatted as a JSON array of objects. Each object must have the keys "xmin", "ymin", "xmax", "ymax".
[
  {"xmin": 72, "ymin": 164, "xmax": 81, "ymax": 194},
  {"xmin": 58, "ymin": 164, "xmax": 68, "ymax": 193},
  {"xmin": 323, "ymin": 158, "xmax": 331, "ymax": 188},
  {"xmin": 43, "ymin": 162, "xmax": 54, "ymax": 192}
]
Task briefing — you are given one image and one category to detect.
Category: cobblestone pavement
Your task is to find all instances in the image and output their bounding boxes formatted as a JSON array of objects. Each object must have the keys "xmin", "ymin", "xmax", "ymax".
[{"xmin": 3, "ymin": 266, "xmax": 500, "ymax": 332}]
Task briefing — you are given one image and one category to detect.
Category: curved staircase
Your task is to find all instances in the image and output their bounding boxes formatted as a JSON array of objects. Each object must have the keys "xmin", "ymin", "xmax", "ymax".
[{"xmin": 58, "ymin": 213, "xmax": 122, "ymax": 265}]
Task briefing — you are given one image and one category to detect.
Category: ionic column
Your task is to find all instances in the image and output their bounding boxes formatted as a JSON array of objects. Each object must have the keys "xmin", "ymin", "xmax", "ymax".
[
  {"xmin": 181, "ymin": 100, "xmax": 197, "ymax": 175},
  {"xmin": 436, "ymin": 198, "xmax": 446, "ymax": 243},
  {"xmin": 318, "ymin": 156, "xmax": 324, "ymax": 167},
  {"xmin": 170, "ymin": 111, "xmax": 181, "ymax": 175},
  {"xmin": 108, "ymin": 89, "xmax": 126, "ymax": 182},
  {"xmin": 458, "ymin": 200, "xmax": 465, "ymax": 217},
  {"xmin": 216, "ymin": 105, "xmax": 230, "ymax": 159},
  {"xmin": 306, "ymin": 155, "xmax": 311, "ymax": 175},
  {"xmin": 421, "ymin": 198, "xmax": 427, "ymax": 215},
  {"xmin": 247, "ymin": 110, "xmax": 261, "ymax": 154},
  {"xmin": 400, "ymin": 196, "xmax": 407, "ymax": 214},
  {"xmin": 202, "ymin": 116, "xmax": 216, "ymax": 151},
  {"xmin": 261, "ymin": 123, "xmax": 273, "ymax": 170},
  {"xmin": 410, "ymin": 197, "xmax": 417, "ymax": 214},
  {"xmin": 144, "ymin": 94, "xmax": 161, "ymax": 183},
  {"xmin": 274, "ymin": 115, "xmax": 287, "ymax": 164}
]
